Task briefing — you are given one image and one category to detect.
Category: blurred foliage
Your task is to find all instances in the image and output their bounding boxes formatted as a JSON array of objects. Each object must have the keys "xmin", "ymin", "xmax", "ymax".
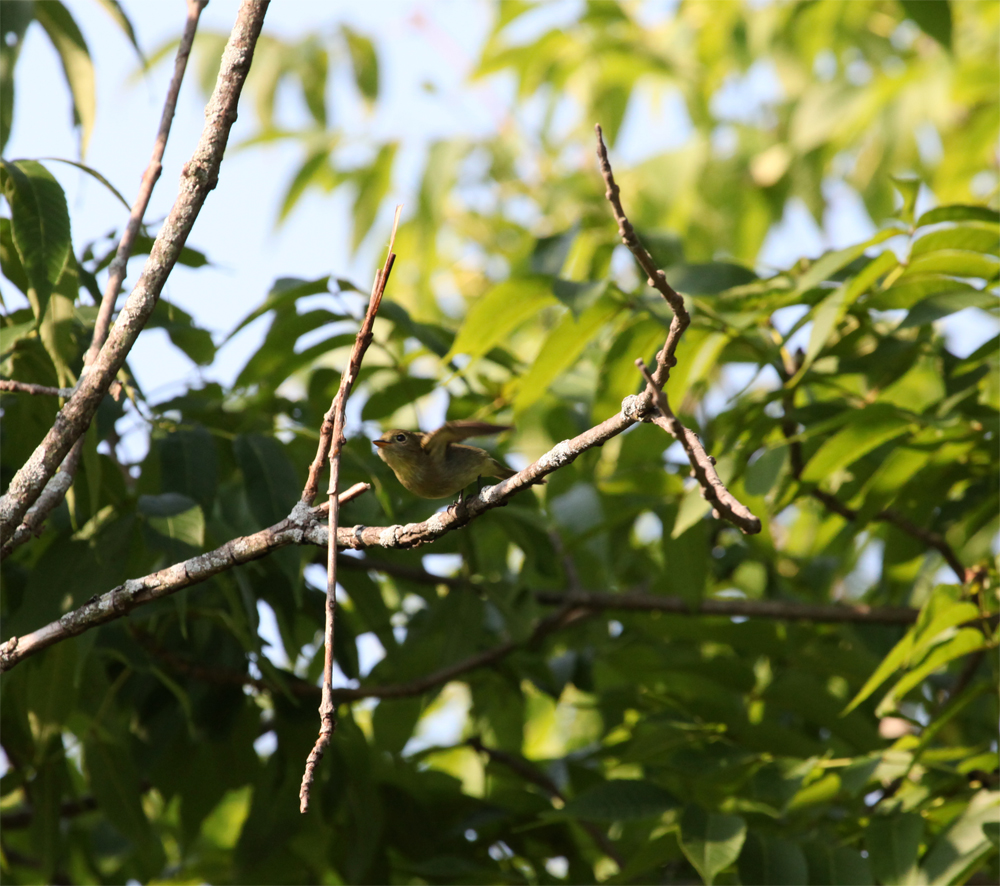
[{"xmin": 1, "ymin": 1, "xmax": 998, "ymax": 884}]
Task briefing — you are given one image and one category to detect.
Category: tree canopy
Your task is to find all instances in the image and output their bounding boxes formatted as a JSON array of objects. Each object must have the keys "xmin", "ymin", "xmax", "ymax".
[{"xmin": 1, "ymin": 1, "xmax": 997, "ymax": 884}]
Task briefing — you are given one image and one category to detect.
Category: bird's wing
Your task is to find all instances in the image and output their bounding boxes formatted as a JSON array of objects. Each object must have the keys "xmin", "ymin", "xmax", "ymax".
[{"xmin": 423, "ymin": 421, "xmax": 512, "ymax": 460}]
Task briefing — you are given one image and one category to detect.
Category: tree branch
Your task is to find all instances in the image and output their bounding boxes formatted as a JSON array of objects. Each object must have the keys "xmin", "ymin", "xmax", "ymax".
[
  {"xmin": 534, "ymin": 590, "xmax": 920, "ymax": 624},
  {"xmin": 0, "ymin": 0, "xmax": 270, "ymax": 544},
  {"xmin": 0, "ymin": 2, "xmax": 209, "ymax": 558},
  {"xmin": 0, "ymin": 379, "xmax": 75, "ymax": 398},
  {"xmin": 0, "ymin": 486, "xmax": 368, "ymax": 672},
  {"xmin": 299, "ymin": 209, "xmax": 401, "ymax": 814},
  {"xmin": 594, "ymin": 124, "xmax": 688, "ymax": 388},
  {"xmin": 84, "ymin": 0, "xmax": 208, "ymax": 368}
]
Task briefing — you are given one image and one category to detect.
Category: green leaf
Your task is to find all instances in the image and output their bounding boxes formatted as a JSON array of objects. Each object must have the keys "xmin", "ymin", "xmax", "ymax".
[
  {"xmin": 343, "ymin": 25, "xmax": 378, "ymax": 101},
  {"xmin": 93, "ymin": 0, "xmax": 144, "ymax": 61},
  {"xmin": 844, "ymin": 589, "xmax": 979, "ymax": 714},
  {"xmin": 1, "ymin": 159, "xmax": 72, "ymax": 321},
  {"xmin": 794, "ymin": 250, "xmax": 897, "ymax": 382},
  {"xmin": 160, "ymin": 426, "xmax": 218, "ymax": 513},
  {"xmin": 745, "ymin": 446, "xmax": 788, "ymax": 496},
  {"xmin": 921, "ymin": 790, "xmax": 1000, "ymax": 885},
  {"xmin": 678, "ymin": 805, "xmax": 746, "ymax": 885},
  {"xmin": 85, "ymin": 738, "xmax": 166, "ymax": 879},
  {"xmin": 737, "ymin": 834, "xmax": 809, "ymax": 886},
  {"xmin": 792, "ymin": 229, "xmax": 900, "ymax": 294},
  {"xmin": 917, "ymin": 205, "xmax": 1000, "ymax": 227},
  {"xmin": 39, "ymin": 282, "xmax": 76, "ymax": 389},
  {"xmin": 513, "ymin": 294, "xmax": 619, "ymax": 414},
  {"xmin": 139, "ymin": 493, "xmax": 205, "ymax": 548},
  {"xmin": 229, "ymin": 275, "xmax": 333, "ymax": 336},
  {"xmin": 351, "ymin": 142, "xmax": 397, "ymax": 249},
  {"xmin": 33, "ymin": 1, "xmax": 96, "ymax": 155},
  {"xmin": 0, "ymin": 0, "xmax": 33, "ymax": 154},
  {"xmin": 867, "ymin": 813, "xmax": 923, "ymax": 885},
  {"xmin": 901, "ymin": 289, "xmax": 998, "ymax": 328},
  {"xmin": 531, "ymin": 226, "xmax": 579, "ymax": 275},
  {"xmin": 42, "ymin": 157, "xmax": 130, "ymax": 210},
  {"xmin": 278, "ymin": 147, "xmax": 337, "ymax": 223},
  {"xmin": 361, "ymin": 376, "xmax": 437, "ymax": 421},
  {"xmin": 561, "ymin": 779, "xmax": 678, "ymax": 821},
  {"xmin": 878, "ymin": 628, "xmax": 986, "ymax": 713},
  {"xmin": 233, "ymin": 434, "xmax": 299, "ymax": 528},
  {"xmin": 892, "ymin": 176, "xmax": 921, "ymax": 225},
  {"xmin": 900, "ymin": 0, "xmax": 952, "ymax": 51},
  {"xmin": 0, "ymin": 217, "xmax": 30, "ymax": 296},
  {"xmin": 910, "ymin": 223, "xmax": 999, "ymax": 257},
  {"xmin": 670, "ymin": 262, "xmax": 757, "ymax": 295},
  {"xmin": 800, "ymin": 404, "xmax": 913, "ymax": 485},
  {"xmin": 447, "ymin": 276, "xmax": 557, "ymax": 364},
  {"xmin": 803, "ymin": 842, "xmax": 874, "ymax": 885},
  {"xmin": 148, "ymin": 298, "xmax": 216, "ymax": 366},
  {"xmin": 902, "ymin": 250, "xmax": 999, "ymax": 280},
  {"xmin": 552, "ymin": 278, "xmax": 608, "ymax": 317},
  {"xmin": 378, "ymin": 299, "xmax": 454, "ymax": 357}
]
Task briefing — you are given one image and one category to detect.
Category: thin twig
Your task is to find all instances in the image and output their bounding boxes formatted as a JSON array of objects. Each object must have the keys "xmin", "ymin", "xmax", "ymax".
[
  {"xmin": 85, "ymin": 0, "xmax": 208, "ymax": 366},
  {"xmin": 595, "ymin": 123, "xmax": 688, "ymax": 388},
  {"xmin": 299, "ymin": 207, "xmax": 401, "ymax": 814},
  {"xmin": 0, "ymin": 0, "xmax": 270, "ymax": 544},
  {"xmin": 534, "ymin": 590, "xmax": 921, "ymax": 625},
  {"xmin": 0, "ymin": 379, "xmax": 75, "ymax": 398}
]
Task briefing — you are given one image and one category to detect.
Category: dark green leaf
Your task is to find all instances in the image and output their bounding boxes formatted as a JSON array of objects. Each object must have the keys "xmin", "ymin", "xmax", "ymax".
[
  {"xmin": 678, "ymin": 805, "xmax": 746, "ymax": 885},
  {"xmin": 33, "ymin": 1, "xmax": 96, "ymax": 154},
  {"xmin": 233, "ymin": 434, "xmax": 299, "ymax": 527},
  {"xmin": 1, "ymin": 159, "xmax": 72, "ymax": 320},
  {"xmin": 900, "ymin": 0, "xmax": 952, "ymax": 50},
  {"xmin": 562, "ymin": 779, "xmax": 678, "ymax": 821}
]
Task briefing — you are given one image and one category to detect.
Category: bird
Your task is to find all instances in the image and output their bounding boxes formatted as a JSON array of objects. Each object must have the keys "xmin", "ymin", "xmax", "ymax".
[{"xmin": 372, "ymin": 420, "xmax": 518, "ymax": 500}]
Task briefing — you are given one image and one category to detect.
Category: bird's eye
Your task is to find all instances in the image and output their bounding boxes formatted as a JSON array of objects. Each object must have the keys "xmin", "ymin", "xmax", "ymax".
[{"xmin": 394, "ymin": 433, "xmax": 406, "ymax": 443}]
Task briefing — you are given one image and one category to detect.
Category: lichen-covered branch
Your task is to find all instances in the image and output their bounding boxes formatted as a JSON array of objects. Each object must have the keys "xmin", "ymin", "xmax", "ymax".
[
  {"xmin": 0, "ymin": 0, "xmax": 270, "ymax": 544},
  {"xmin": 1, "ymin": 2, "xmax": 210, "ymax": 560},
  {"xmin": 0, "ymin": 483, "xmax": 369, "ymax": 672}
]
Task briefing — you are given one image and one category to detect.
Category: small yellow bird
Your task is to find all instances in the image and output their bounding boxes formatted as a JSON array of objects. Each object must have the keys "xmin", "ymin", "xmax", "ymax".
[{"xmin": 373, "ymin": 420, "xmax": 518, "ymax": 500}]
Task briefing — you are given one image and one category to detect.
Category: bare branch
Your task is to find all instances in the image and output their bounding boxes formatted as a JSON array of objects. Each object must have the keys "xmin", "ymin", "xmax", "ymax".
[
  {"xmin": 595, "ymin": 123, "xmax": 688, "ymax": 388},
  {"xmin": 594, "ymin": 127, "xmax": 759, "ymax": 535},
  {"xmin": 636, "ymin": 358, "xmax": 761, "ymax": 534},
  {"xmin": 534, "ymin": 590, "xmax": 920, "ymax": 624},
  {"xmin": 85, "ymin": 0, "xmax": 208, "ymax": 366},
  {"xmin": 0, "ymin": 440, "xmax": 82, "ymax": 560},
  {"xmin": 0, "ymin": 486, "xmax": 368, "ymax": 672},
  {"xmin": 0, "ymin": 379, "xmax": 75, "ymax": 398},
  {"xmin": 0, "ymin": 0, "xmax": 270, "ymax": 544},
  {"xmin": 300, "ymin": 207, "xmax": 400, "ymax": 814}
]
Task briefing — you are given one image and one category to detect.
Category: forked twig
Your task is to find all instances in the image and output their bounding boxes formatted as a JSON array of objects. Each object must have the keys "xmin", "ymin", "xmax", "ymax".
[
  {"xmin": 299, "ymin": 206, "xmax": 402, "ymax": 814},
  {"xmin": 595, "ymin": 125, "xmax": 760, "ymax": 535}
]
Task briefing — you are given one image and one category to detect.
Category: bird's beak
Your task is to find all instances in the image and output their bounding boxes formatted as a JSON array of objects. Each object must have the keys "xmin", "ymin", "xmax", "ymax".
[{"xmin": 372, "ymin": 440, "xmax": 390, "ymax": 448}]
